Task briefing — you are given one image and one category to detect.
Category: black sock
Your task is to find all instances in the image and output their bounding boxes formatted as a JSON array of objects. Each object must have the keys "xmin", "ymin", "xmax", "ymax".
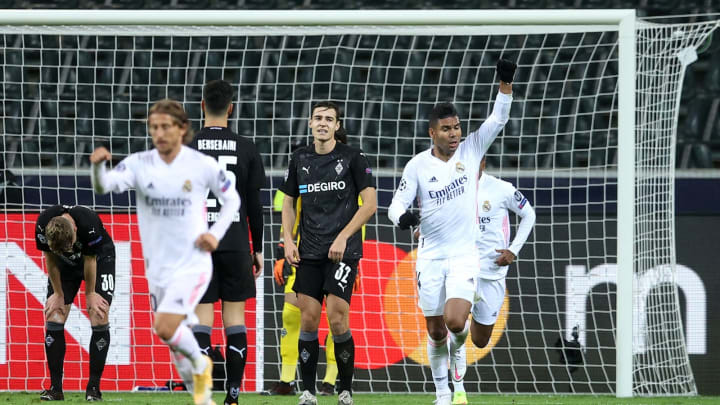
[
  {"xmin": 298, "ymin": 330, "xmax": 319, "ymax": 395},
  {"xmin": 225, "ymin": 325, "xmax": 247, "ymax": 399},
  {"xmin": 87, "ymin": 324, "xmax": 110, "ymax": 390},
  {"xmin": 333, "ymin": 331, "xmax": 355, "ymax": 394},
  {"xmin": 192, "ymin": 324, "xmax": 212, "ymax": 356},
  {"xmin": 45, "ymin": 322, "xmax": 66, "ymax": 391}
]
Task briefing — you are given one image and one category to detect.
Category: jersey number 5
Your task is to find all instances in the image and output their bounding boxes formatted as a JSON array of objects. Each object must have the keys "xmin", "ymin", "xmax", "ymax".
[{"xmin": 207, "ymin": 155, "xmax": 237, "ymax": 208}]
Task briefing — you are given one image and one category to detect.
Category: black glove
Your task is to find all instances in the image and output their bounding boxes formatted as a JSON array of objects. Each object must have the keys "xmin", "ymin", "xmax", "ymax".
[
  {"xmin": 275, "ymin": 242, "xmax": 285, "ymax": 261},
  {"xmin": 496, "ymin": 58, "xmax": 517, "ymax": 84},
  {"xmin": 398, "ymin": 210, "xmax": 420, "ymax": 230}
]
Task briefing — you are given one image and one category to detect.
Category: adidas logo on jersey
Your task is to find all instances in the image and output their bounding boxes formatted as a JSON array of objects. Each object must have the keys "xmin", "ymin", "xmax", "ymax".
[{"xmin": 429, "ymin": 176, "xmax": 438, "ymax": 183}]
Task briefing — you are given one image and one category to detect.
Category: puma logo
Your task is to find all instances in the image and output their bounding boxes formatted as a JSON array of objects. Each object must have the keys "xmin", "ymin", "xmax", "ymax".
[
  {"xmin": 302, "ymin": 166, "xmax": 310, "ymax": 175},
  {"xmin": 338, "ymin": 283, "xmax": 346, "ymax": 292},
  {"xmin": 229, "ymin": 345, "xmax": 246, "ymax": 358}
]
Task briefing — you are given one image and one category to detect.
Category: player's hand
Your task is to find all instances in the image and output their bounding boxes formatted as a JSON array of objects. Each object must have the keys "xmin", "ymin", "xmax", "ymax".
[
  {"xmin": 44, "ymin": 293, "xmax": 67, "ymax": 319},
  {"xmin": 413, "ymin": 228, "xmax": 420, "ymax": 241},
  {"xmin": 494, "ymin": 249, "xmax": 516, "ymax": 266},
  {"xmin": 284, "ymin": 240, "xmax": 300, "ymax": 267},
  {"xmin": 273, "ymin": 258, "xmax": 287, "ymax": 286},
  {"xmin": 398, "ymin": 210, "xmax": 420, "ymax": 230},
  {"xmin": 353, "ymin": 272, "xmax": 361, "ymax": 293},
  {"xmin": 90, "ymin": 147, "xmax": 112, "ymax": 164},
  {"xmin": 195, "ymin": 233, "xmax": 219, "ymax": 252},
  {"xmin": 251, "ymin": 251, "xmax": 263, "ymax": 280},
  {"xmin": 87, "ymin": 292, "xmax": 109, "ymax": 322},
  {"xmin": 328, "ymin": 236, "xmax": 346, "ymax": 263},
  {"xmin": 496, "ymin": 59, "xmax": 517, "ymax": 84}
]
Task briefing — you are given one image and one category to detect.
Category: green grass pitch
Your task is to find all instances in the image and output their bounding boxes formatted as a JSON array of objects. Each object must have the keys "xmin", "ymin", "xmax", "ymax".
[{"xmin": 1, "ymin": 392, "xmax": 719, "ymax": 404}]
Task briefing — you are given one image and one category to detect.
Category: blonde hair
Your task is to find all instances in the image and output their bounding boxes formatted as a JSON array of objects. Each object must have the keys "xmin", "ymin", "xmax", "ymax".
[
  {"xmin": 148, "ymin": 99, "xmax": 194, "ymax": 145},
  {"xmin": 46, "ymin": 216, "xmax": 74, "ymax": 253}
]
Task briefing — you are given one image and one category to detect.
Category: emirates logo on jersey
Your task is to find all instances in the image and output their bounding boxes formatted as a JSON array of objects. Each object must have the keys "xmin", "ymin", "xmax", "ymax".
[
  {"xmin": 482, "ymin": 200, "xmax": 491, "ymax": 212},
  {"xmin": 182, "ymin": 180, "xmax": 192, "ymax": 192},
  {"xmin": 455, "ymin": 162, "xmax": 465, "ymax": 173}
]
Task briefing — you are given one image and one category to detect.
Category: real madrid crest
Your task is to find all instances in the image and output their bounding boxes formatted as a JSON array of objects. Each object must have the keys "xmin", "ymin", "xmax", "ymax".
[
  {"xmin": 183, "ymin": 179, "xmax": 192, "ymax": 192},
  {"xmin": 482, "ymin": 200, "xmax": 491, "ymax": 212},
  {"xmin": 455, "ymin": 161, "xmax": 465, "ymax": 173}
]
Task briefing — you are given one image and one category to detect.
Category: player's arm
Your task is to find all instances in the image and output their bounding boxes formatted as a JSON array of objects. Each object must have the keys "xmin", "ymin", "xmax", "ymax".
[
  {"xmin": 199, "ymin": 160, "xmax": 241, "ymax": 252},
  {"xmin": 43, "ymin": 251, "xmax": 66, "ymax": 320},
  {"xmin": 328, "ymin": 186, "xmax": 377, "ymax": 263},
  {"xmin": 247, "ymin": 147, "xmax": 266, "ymax": 279},
  {"xmin": 279, "ymin": 153, "xmax": 301, "ymax": 266},
  {"xmin": 83, "ymin": 255, "xmax": 109, "ymax": 323},
  {"xmin": 496, "ymin": 188, "xmax": 536, "ymax": 266},
  {"xmin": 388, "ymin": 162, "xmax": 420, "ymax": 230},
  {"xmin": 90, "ymin": 147, "xmax": 136, "ymax": 194},
  {"xmin": 281, "ymin": 193, "xmax": 300, "ymax": 266},
  {"xmin": 465, "ymin": 59, "xmax": 516, "ymax": 155}
]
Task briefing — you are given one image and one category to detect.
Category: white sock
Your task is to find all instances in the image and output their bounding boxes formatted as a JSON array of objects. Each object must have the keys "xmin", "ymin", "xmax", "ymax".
[
  {"xmin": 449, "ymin": 320, "xmax": 469, "ymax": 393},
  {"xmin": 448, "ymin": 320, "xmax": 469, "ymax": 354},
  {"xmin": 170, "ymin": 349, "xmax": 194, "ymax": 392},
  {"xmin": 427, "ymin": 334, "xmax": 450, "ymax": 397},
  {"xmin": 452, "ymin": 375, "xmax": 465, "ymax": 393},
  {"xmin": 162, "ymin": 324, "xmax": 206, "ymax": 374}
]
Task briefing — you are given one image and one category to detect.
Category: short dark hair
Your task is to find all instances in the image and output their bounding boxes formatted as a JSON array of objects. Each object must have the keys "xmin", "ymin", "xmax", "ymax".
[
  {"xmin": 203, "ymin": 79, "xmax": 233, "ymax": 116},
  {"xmin": 428, "ymin": 102, "xmax": 459, "ymax": 128},
  {"xmin": 311, "ymin": 101, "xmax": 347, "ymax": 143}
]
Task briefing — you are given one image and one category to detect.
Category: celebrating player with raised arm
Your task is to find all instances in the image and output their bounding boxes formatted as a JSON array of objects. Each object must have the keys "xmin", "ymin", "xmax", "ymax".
[
  {"xmin": 388, "ymin": 59, "xmax": 516, "ymax": 405},
  {"xmin": 36, "ymin": 205, "xmax": 115, "ymax": 402},
  {"xmin": 280, "ymin": 101, "xmax": 376, "ymax": 405},
  {"xmin": 90, "ymin": 99, "xmax": 240, "ymax": 405},
  {"xmin": 190, "ymin": 79, "xmax": 266, "ymax": 405}
]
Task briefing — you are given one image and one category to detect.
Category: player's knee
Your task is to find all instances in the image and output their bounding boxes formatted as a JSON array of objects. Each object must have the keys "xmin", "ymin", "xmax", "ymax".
[
  {"xmin": 153, "ymin": 320, "xmax": 177, "ymax": 341},
  {"xmin": 88, "ymin": 308, "xmax": 109, "ymax": 324},
  {"xmin": 300, "ymin": 313, "xmax": 321, "ymax": 330},
  {"xmin": 427, "ymin": 327, "xmax": 447, "ymax": 342},
  {"xmin": 471, "ymin": 331, "xmax": 491, "ymax": 348},
  {"xmin": 328, "ymin": 319, "xmax": 348, "ymax": 336},
  {"xmin": 446, "ymin": 318, "xmax": 466, "ymax": 334},
  {"xmin": 443, "ymin": 314, "xmax": 467, "ymax": 334}
]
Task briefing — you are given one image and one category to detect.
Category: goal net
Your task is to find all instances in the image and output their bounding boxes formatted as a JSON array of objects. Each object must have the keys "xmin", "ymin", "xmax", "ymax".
[{"xmin": 0, "ymin": 9, "xmax": 716, "ymax": 396}]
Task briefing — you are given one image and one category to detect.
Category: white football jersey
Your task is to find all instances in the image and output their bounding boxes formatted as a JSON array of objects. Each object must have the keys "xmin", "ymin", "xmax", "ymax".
[
  {"xmin": 388, "ymin": 92, "xmax": 512, "ymax": 259},
  {"xmin": 92, "ymin": 146, "xmax": 241, "ymax": 286},
  {"xmin": 476, "ymin": 172, "xmax": 535, "ymax": 279}
]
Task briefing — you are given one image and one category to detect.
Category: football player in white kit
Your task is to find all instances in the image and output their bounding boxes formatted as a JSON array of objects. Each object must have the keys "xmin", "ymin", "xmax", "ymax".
[
  {"xmin": 450, "ymin": 156, "xmax": 536, "ymax": 401},
  {"xmin": 389, "ymin": 59, "xmax": 516, "ymax": 405},
  {"xmin": 90, "ymin": 99, "xmax": 240, "ymax": 405}
]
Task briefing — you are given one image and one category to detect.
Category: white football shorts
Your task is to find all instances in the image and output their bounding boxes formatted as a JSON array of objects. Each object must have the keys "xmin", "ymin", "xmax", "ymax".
[
  {"xmin": 149, "ymin": 266, "xmax": 212, "ymax": 326},
  {"xmin": 471, "ymin": 277, "xmax": 506, "ymax": 325},
  {"xmin": 415, "ymin": 254, "xmax": 479, "ymax": 317}
]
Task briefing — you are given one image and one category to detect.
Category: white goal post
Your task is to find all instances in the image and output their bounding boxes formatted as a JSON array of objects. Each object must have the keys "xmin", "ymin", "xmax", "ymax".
[{"xmin": 1, "ymin": 8, "xmax": 717, "ymax": 397}]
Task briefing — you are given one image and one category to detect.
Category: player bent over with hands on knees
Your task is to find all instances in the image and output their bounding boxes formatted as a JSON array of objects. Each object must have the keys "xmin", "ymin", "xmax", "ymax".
[
  {"xmin": 37, "ymin": 205, "xmax": 116, "ymax": 402},
  {"xmin": 90, "ymin": 99, "xmax": 240, "ymax": 405},
  {"xmin": 280, "ymin": 101, "xmax": 376, "ymax": 405},
  {"xmin": 389, "ymin": 59, "xmax": 516, "ymax": 405}
]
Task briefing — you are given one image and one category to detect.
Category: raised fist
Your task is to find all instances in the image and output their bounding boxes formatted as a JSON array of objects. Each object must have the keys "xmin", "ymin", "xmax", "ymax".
[{"xmin": 496, "ymin": 59, "xmax": 517, "ymax": 84}]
